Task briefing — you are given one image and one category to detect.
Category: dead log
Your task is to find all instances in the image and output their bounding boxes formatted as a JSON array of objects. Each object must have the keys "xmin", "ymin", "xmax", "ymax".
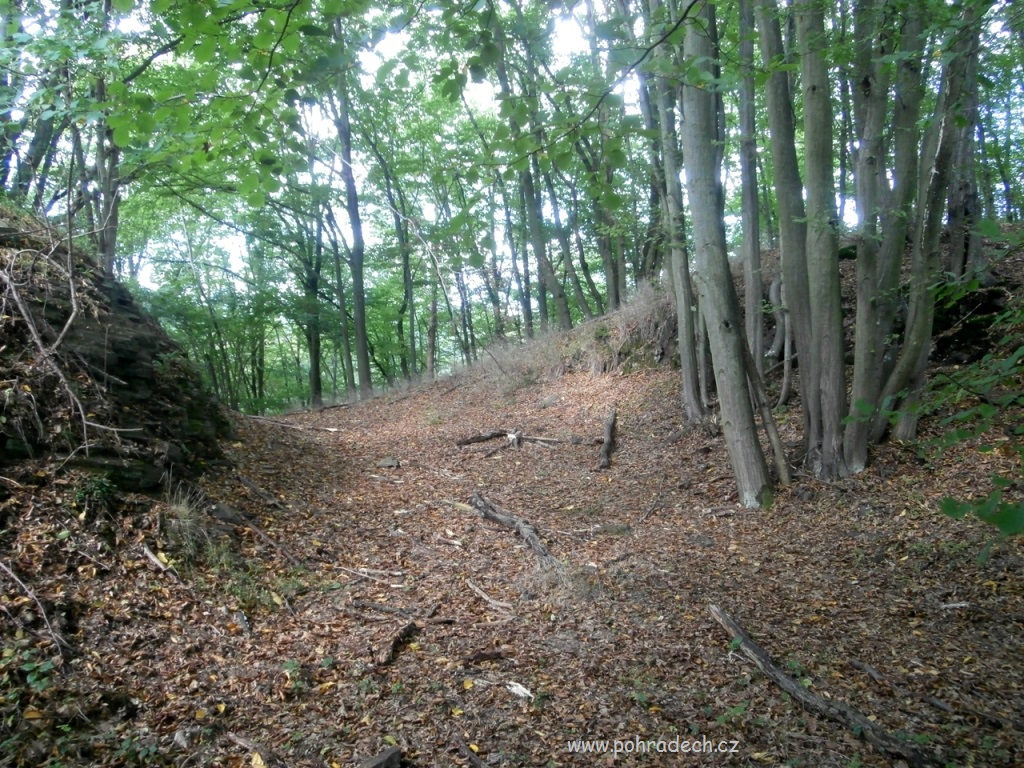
[
  {"xmin": 598, "ymin": 408, "xmax": 617, "ymax": 469},
  {"xmin": 709, "ymin": 604, "xmax": 932, "ymax": 767},
  {"xmin": 467, "ymin": 492, "xmax": 560, "ymax": 570},
  {"xmin": 458, "ymin": 430, "xmax": 562, "ymax": 449},
  {"xmin": 457, "ymin": 430, "xmax": 510, "ymax": 446}
]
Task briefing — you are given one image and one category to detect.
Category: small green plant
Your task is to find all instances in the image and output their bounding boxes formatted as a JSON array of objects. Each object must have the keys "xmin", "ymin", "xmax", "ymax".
[
  {"xmin": 715, "ymin": 700, "xmax": 749, "ymax": 725},
  {"xmin": 73, "ymin": 474, "xmax": 116, "ymax": 516}
]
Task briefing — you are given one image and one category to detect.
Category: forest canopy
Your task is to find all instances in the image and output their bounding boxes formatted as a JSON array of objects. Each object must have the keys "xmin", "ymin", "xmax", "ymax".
[{"xmin": 2, "ymin": 0, "xmax": 1022, "ymax": 499}]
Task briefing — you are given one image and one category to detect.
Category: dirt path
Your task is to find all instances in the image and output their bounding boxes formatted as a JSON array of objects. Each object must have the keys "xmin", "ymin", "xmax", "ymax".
[
  {"xmin": 185, "ymin": 368, "xmax": 1021, "ymax": 767},
  {"xmin": 6, "ymin": 367, "xmax": 1022, "ymax": 767}
]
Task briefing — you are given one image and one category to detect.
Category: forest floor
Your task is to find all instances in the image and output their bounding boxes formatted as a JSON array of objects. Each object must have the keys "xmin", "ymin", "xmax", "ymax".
[{"xmin": 3, "ymin": 349, "xmax": 1023, "ymax": 767}]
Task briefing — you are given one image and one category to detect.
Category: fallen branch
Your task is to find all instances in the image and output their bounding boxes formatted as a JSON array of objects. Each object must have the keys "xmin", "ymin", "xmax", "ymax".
[
  {"xmin": 0, "ymin": 560, "xmax": 73, "ymax": 656},
  {"xmin": 375, "ymin": 621, "xmax": 420, "ymax": 666},
  {"xmin": 457, "ymin": 429, "xmax": 562, "ymax": 448},
  {"xmin": 218, "ymin": 501, "xmax": 301, "ymax": 569},
  {"xmin": 709, "ymin": 605, "xmax": 932, "ymax": 767},
  {"xmin": 451, "ymin": 729, "xmax": 486, "ymax": 768},
  {"xmin": 467, "ymin": 492, "xmax": 560, "ymax": 570},
  {"xmin": 244, "ymin": 414, "xmax": 339, "ymax": 432},
  {"xmin": 598, "ymin": 408, "xmax": 617, "ymax": 469},
  {"xmin": 225, "ymin": 731, "xmax": 280, "ymax": 767},
  {"xmin": 466, "ymin": 579, "xmax": 513, "ymax": 610},
  {"xmin": 140, "ymin": 544, "xmax": 181, "ymax": 581},
  {"xmin": 353, "ymin": 600, "xmax": 415, "ymax": 618},
  {"xmin": 851, "ymin": 659, "xmax": 1024, "ymax": 731},
  {"xmin": 457, "ymin": 430, "xmax": 509, "ymax": 446},
  {"xmin": 237, "ymin": 475, "xmax": 286, "ymax": 510}
]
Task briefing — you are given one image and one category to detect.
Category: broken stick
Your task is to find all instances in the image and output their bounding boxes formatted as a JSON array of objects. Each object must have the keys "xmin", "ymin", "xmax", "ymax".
[
  {"xmin": 709, "ymin": 604, "xmax": 931, "ymax": 767},
  {"xmin": 374, "ymin": 621, "xmax": 420, "ymax": 666},
  {"xmin": 598, "ymin": 408, "xmax": 617, "ymax": 469},
  {"xmin": 467, "ymin": 492, "xmax": 560, "ymax": 570}
]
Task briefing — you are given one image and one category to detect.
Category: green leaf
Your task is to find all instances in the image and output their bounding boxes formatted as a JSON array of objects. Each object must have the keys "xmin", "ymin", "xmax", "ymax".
[
  {"xmin": 606, "ymin": 147, "xmax": 628, "ymax": 169},
  {"xmin": 479, "ymin": 41, "xmax": 501, "ymax": 67},
  {"xmin": 193, "ymin": 37, "xmax": 217, "ymax": 64},
  {"xmin": 112, "ymin": 0, "xmax": 134, "ymax": 12},
  {"xmin": 510, "ymin": 102, "xmax": 530, "ymax": 129},
  {"xmin": 112, "ymin": 124, "xmax": 132, "ymax": 147},
  {"xmin": 469, "ymin": 62, "xmax": 487, "ymax": 83},
  {"xmin": 939, "ymin": 497, "xmax": 970, "ymax": 519}
]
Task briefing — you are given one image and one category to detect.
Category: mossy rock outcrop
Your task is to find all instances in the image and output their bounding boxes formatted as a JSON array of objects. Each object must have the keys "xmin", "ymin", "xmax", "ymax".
[{"xmin": 0, "ymin": 205, "xmax": 231, "ymax": 489}]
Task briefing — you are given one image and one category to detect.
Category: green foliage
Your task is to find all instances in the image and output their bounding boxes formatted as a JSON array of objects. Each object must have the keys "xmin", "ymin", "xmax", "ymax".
[
  {"xmin": 930, "ymin": 288, "xmax": 1024, "ymax": 556},
  {"xmin": 72, "ymin": 475, "xmax": 117, "ymax": 516}
]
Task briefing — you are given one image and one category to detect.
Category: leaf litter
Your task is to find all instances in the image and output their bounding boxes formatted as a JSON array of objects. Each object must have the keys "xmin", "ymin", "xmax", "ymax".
[{"xmin": 1, "ymin": 362, "xmax": 1023, "ymax": 767}]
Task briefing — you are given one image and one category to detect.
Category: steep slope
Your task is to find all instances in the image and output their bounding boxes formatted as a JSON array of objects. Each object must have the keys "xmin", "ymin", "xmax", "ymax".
[{"xmin": 0, "ymin": 205, "xmax": 231, "ymax": 488}]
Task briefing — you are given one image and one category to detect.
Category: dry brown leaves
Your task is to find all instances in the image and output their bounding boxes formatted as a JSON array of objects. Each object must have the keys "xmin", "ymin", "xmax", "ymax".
[{"xmin": 1, "ymin": 364, "xmax": 1023, "ymax": 767}]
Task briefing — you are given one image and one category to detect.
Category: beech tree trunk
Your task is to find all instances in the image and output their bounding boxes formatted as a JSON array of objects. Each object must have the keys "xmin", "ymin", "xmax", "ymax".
[
  {"xmin": 682, "ymin": 3, "xmax": 771, "ymax": 507},
  {"xmin": 738, "ymin": 0, "xmax": 763, "ymax": 375},
  {"xmin": 756, "ymin": 0, "xmax": 816, "ymax": 460},
  {"xmin": 796, "ymin": 0, "xmax": 846, "ymax": 479},
  {"xmin": 330, "ymin": 68, "xmax": 372, "ymax": 397},
  {"xmin": 648, "ymin": 0, "xmax": 703, "ymax": 423}
]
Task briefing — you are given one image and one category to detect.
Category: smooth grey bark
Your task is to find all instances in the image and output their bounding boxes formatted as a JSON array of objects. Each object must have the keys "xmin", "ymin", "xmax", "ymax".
[
  {"xmin": 504, "ymin": 187, "xmax": 534, "ymax": 339},
  {"xmin": 329, "ymin": 76, "xmax": 372, "ymax": 397},
  {"xmin": 648, "ymin": 0, "xmax": 704, "ymax": 423},
  {"xmin": 796, "ymin": 0, "xmax": 846, "ymax": 479},
  {"xmin": 947, "ymin": 46, "xmax": 982, "ymax": 278},
  {"xmin": 845, "ymin": 0, "xmax": 894, "ymax": 472},
  {"xmin": 738, "ymin": 0, "xmax": 763, "ymax": 375},
  {"xmin": 756, "ymin": 0, "xmax": 816, "ymax": 459},
  {"xmin": 875, "ymin": 1, "xmax": 992, "ymax": 442},
  {"xmin": 682, "ymin": 3, "xmax": 771, "ymax": 507},
  {"xmin": 327, "ymin": 229, "xmax": 356, "ymax": 396},
  {"xmin": 541, "ymin": 166, "xmax": 594, "ymax": 320}
]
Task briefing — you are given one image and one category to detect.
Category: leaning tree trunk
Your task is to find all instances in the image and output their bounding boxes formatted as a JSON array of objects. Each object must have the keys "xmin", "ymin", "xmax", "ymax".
[
  {"xmin": 874, "ymin": 1, "xmax": 991, "ymax": 442},
  {"xmin": 756, "ymin": 0, "xmax": 817, "ymax": 460},
  {"xmin": 682, "ymin": 2, "xmax": 771, "ymax": 507}
]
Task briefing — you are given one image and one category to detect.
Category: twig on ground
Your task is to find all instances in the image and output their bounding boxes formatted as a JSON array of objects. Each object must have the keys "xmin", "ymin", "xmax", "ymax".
[
  {"xmin": 466, "ymin": 579, "xmax": 513, "ymax": 610},
  {"xmin": 140, "ymin": 544, "xmax": 181, "ymax": 581},
  {"xmin": 710, "ymin": 604, "xmax": 933, "ymax": 767},
  {"xmin": 0, "ymin": 559, "xmax": 74, "ymax": 656}
]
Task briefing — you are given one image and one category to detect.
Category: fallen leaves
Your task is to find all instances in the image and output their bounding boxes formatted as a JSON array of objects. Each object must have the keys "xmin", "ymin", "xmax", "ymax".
[{"xmin": 1, "ymin": 368, "xmax": 1022, "ymax": 766}]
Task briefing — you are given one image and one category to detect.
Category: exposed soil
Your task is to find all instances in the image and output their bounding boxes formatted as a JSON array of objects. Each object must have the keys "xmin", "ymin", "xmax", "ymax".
[{"xmin": 2, "ymin": 360, "xmax": 1022, "ymax": 767}]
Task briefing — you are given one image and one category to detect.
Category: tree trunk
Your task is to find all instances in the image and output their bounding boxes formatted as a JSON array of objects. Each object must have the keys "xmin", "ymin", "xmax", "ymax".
[
  {"xmin": 542, "ymin": 167, "xmax": 594, "ymax": 320},
  {"xmin": 756, "ymin": 0, "xmax": 815, "ymax": 459},
  {"xmin": 874, "ymin": 1, "xmax": 991, "ymax": 442},
  {"xmin": 649, "ymin": 0, "xmax": 704, "ymax": 423},
  {"xmin": 330, "ymin": 72, "xmax": 372, "ymax": 397},
  {"xmin": 796, "ymin": 0, "xmax": 846, "ymax": 479},
  {"xmin": 682, "ymin": 2, "xmax": 771, "ymax": 507},
  {"xmin": 426, "ymin": 278, "xmax": 438, "ymax": 379},
  {"xmin": 738, "ymin": 0, "xmax": 763, "ymax": 375}
]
